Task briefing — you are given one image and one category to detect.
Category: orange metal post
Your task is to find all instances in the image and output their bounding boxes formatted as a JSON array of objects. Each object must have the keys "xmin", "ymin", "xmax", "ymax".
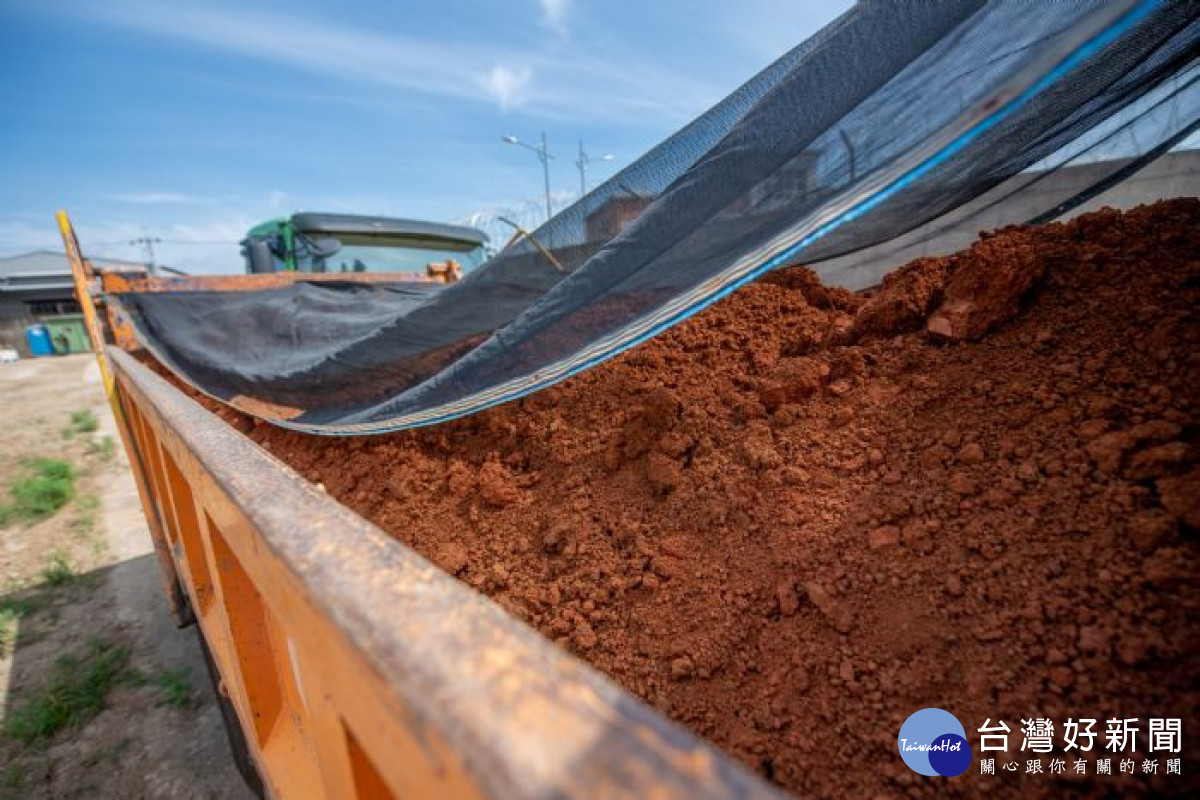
[{"xmin": 57, "ymin": 210, "xmax": 190, "ymax": 622}]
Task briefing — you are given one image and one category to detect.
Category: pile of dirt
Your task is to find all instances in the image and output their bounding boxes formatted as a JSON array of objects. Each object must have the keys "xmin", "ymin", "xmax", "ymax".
[{"xmin": 180, "ymin": 200, "xmax": 1198, "ymax": 797}]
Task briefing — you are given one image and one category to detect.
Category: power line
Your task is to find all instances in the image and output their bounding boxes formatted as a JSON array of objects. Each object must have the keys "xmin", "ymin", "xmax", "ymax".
[{"xmin": 129, "ymin": 236, "xmax": 162, "ymax": 275}]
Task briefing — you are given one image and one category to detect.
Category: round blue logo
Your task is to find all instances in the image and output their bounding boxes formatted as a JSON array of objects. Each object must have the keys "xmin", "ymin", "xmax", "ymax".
[{"xmin": 898, "ymin": 708, "xmax": 972, "ymax": 776}]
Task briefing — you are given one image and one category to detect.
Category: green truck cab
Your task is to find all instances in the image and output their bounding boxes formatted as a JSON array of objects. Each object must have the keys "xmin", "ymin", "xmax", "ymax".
[{"xmin": 241, "ymin": 212, "xmax": 489, "ymax": 278}]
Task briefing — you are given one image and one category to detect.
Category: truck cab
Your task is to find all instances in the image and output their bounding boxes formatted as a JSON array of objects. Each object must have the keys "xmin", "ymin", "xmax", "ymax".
[{"xmin": 241, "ymin": 212, "xmax": 489, "ymax": 280}]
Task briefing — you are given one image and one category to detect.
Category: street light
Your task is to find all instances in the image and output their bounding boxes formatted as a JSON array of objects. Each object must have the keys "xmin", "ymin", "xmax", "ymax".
[
  {"xmin": 502, "ymin": 132, "xmax": 554, "ymax": 222},
  {"xmin": 575, "ymin": 141, "xmax": 614, "ymax": 196}
]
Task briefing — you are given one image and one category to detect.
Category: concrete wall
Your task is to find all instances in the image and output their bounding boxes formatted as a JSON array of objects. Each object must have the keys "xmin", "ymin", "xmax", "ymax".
[{"xmin": 811, "ymin": 150, "xmax": 1200, "ymax": 290}]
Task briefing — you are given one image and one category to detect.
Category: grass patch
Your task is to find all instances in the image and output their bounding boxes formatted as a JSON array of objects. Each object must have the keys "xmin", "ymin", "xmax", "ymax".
[
  {"xmin": 0, "ymin": 594, "xmax": 44, "ymax": 656},
  {"xmin": 71, "ymin": 410, "xmax": 99, "ymax": 433},
  {"xmin": 140, "ymin": 666, "xmax": 194, "ymax": 709},
  {"xmin": 1, "ymin": 762, "xmax": 23, "ymax": 795},
  {"xmin": 40, "ymin": 551, "xmax": 76, "ymax": 587},
  {"xmin": 86, "ymin": 435, "xmax": 115, "ymax": 461},
  {"xmin": 0, "ymin": 458, "xmax": 77, "ymax": 527},
  {"xmin": 1, "ymin": 581, "xmax": 46, "ymax": 616},
  {"xmin": 63, "ymin": 409, "xmax": 99, "ymax": 440},
  {"xmin": 73, "ymin": 494, "xmax": 101, "ymax": 537},
  {"xmin": 3, "ymin": 639, "xmax": 131, "ymax": 746},
  {"xmin": 0, "ymin": 594, "xmax": 41, "ymax": 617},
  {"xmin": 0, "ymin": 607, "xmax": 19, "ymax": 657}
]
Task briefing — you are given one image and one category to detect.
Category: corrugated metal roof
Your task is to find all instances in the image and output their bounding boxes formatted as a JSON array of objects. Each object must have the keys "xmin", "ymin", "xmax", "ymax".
[{"xmin": 0, "ymin": 250, "xmax": 145, "ymax": 293}]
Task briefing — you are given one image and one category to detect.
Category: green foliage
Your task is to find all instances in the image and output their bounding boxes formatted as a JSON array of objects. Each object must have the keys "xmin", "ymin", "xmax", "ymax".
[
  {"xmin": 0, "ymin": 595, "xmax": 41, "ymax": 656},
  {"xmin": 73, "ymin": 494, "xmax": 101, "ymax": 537},
  {"xmin": 86, "ymin": 436, "xmax": 115, "ymax": 461},
  {"xmin": 0, "ymin": 459, "xmax": 77, "ymax": 526},
  {"xmin": 143, "ymin": 666, "xmax": 194, "ymax": 709},
  {"xmin": 3, "ymin": 640, "xmax": 131, "ymax": 745},
  {"xmin": 0, "ymin": 606, "xmax": 19, "ymax": 657},
  {"xmin": 70, "ymin": 410, "xmax": 99, "ymax": 434},
  {"xmin": 0, "ymin": 762, "xmax": 22, "ymax": 794},
  {"xmin": 40, "ymin": 551, "xmax": 76, "ymax": 587},
  {"xmin": 0, "ymin": 595, "xmax": 35, "ymax": 616}
]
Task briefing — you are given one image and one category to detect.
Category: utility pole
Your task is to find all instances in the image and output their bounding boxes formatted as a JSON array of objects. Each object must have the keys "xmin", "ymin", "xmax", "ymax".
[
  {"xmin": 129, "ymin": 236, "xmax": 162, "ymax": 275},
  {"xmin": 502, "ymin": 132, "xmax": 555, "ymax": 222},
  {"xmin": 575, "ymin": 141, "xmax": 614, "ymax": 196}
]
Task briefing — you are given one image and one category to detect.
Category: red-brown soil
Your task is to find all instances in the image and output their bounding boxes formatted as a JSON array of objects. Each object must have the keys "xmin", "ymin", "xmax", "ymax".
[{"xmin": 173, "ymin": 200, "xmax": 1199, "ymax": 798}]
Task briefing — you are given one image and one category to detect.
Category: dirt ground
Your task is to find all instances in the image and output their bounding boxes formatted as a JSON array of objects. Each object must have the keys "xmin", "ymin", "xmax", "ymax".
[
  {"xmin": 200, "ymin": 199, "xmax": 1198, "ymax": 798},
  {"xmin": 0, "ymin": 354, "xmax": 253, "ymax": 799}
]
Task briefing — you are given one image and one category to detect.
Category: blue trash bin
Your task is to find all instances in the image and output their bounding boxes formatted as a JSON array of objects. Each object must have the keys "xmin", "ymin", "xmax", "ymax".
[{"xmin": 26, "ymin": 324, "xmax": 56, "ymax": 357}]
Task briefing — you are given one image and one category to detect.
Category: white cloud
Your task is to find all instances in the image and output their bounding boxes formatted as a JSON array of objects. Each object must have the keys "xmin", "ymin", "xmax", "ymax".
[
  {"xmin": 539, "ymin": 0, "xmax": 571, "ymax": 35},
  {"xmin": 109, "ymin": 192, "xmax": 205, "ymax": 204},
  {"xmin": 74, "ymin": 1, "xmax": 719, "ymax": 123},
  {"xmin": 0, "ymin": 219, "xmax": 62, "ymax": 255},
  {"xmin": 88, "ymin": 3, "xmax": 488, "ymax": 105},
  {"xmin": 482, "ymin": 64, "xmax": 533, "ymax": 111}
]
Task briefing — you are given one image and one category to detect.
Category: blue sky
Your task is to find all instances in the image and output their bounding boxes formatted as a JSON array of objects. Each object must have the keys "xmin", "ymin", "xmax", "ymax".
[{"xmin": 0, "ymin": 0, "xmax": 851, "ymax": 273}]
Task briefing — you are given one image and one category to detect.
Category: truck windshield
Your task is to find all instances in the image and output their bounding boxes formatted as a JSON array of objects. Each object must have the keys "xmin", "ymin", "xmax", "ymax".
[{"xmin": 300, "ymin": 234, "xmax": 487, "ymax": 275}]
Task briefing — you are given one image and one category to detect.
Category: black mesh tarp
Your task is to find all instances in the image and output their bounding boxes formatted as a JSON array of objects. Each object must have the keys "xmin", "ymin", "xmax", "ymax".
[{"xmin": 116, "ymin": 0, "xmax": 1200, "ymax": 434}]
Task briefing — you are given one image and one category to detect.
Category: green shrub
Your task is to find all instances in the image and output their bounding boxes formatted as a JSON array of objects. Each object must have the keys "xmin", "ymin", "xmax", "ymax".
[
  {"xmin": 0, "ymin": 596, "xmax": 39, "ymax": 658},
  {"xmin": 4, "ymin": 640, "xmax": 130, "ymax": 745},
  {"xmin": 70, "ymin": 410, "xmax": 99, "ymax": 434},
  {"xmin": 87, "ymin": 436, "xmax": 115, "ymax": 461},
  {"xmin": 40, "ymin": 551, "xmax": 76, "ymax": 587},
  {"xmin": 0, "ymin": 606, "xmax": 19, "ymax": 657},
  {"xmin": 0, "ymin": 459, "xmax": 77, "ymax": 526},
  {"xmin": 73, "ymin": 494, "xmax": 101, "ymax": 536},
  {"xmin": 144, "ymin": 667, "xmax": 194, "ymax": 709},
  {"xmin": 1, "ymin": 762, "xmax": 23, "ymax": 793}
]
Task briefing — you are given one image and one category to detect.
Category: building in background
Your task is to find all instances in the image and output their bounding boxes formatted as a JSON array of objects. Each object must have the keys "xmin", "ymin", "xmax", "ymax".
[{"xmin": 0, "ymin": 250, "xmax": 145, "ymax": 356}]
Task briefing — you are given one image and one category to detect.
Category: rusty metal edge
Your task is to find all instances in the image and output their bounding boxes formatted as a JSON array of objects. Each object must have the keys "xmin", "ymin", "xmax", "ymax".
[
  {"xmin": 100, "ymin": 271, "xmax": 439, "ymax": 294},
  {"xmin": 107, "ymin": 347, "xmax": 787, "ymax": 800}
]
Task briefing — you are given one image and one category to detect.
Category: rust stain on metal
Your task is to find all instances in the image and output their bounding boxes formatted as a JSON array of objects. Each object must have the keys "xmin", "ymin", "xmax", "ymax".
[{"xmin": 101, "ymin": 270, "xmax": 443, "ymax": 296}]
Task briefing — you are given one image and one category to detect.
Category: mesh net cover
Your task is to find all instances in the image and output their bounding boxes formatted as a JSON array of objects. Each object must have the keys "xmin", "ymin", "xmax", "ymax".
[{"xmin": 114, "ymin": 0, "xmax": 1200, "ymax": 434}]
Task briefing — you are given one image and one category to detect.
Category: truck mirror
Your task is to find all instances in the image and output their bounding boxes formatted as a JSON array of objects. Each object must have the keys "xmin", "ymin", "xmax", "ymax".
[
  {"xmin": 309, "ymin": 237, "xmax": 342, "ymax": 258},
  {"xmin": 246, "ymin": 240, "xmax": 276, "ymax": 274}
]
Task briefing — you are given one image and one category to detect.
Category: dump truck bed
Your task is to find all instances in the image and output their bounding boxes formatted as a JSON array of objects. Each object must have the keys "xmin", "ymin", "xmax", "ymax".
[{"xmin": 105, "ymin": 345, "xmax": 780, "ymax": 799}]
